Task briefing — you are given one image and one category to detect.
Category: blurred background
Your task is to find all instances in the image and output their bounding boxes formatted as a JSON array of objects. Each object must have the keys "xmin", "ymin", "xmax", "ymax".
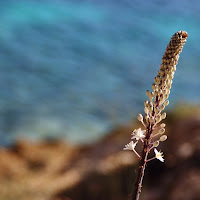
[{"xmin": 0, "ymin": 0, "xmax": 199, "ymax": 200}]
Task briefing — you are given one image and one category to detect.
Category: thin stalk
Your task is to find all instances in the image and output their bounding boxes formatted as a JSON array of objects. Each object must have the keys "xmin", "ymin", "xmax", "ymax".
[
  {"xmin": 131, "ymin": 125, "xmax": 153, "ymax": 200},
  {"xmin": 133, "ymin": 149, "xmax": 141, "ymax": 158}
]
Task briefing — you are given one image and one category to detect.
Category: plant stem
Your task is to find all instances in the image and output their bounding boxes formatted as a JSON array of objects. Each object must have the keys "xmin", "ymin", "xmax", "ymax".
[
  {"xmin": 127, "ymin": 31, "xmax": 188, "ymax": 200},
  {"xmin": 133, "ymin": 149, "xmax": 141, "ymax": 158},
  {"xmin": 131, "ymin": 125, "xmax": 153, "ymax": 200}
]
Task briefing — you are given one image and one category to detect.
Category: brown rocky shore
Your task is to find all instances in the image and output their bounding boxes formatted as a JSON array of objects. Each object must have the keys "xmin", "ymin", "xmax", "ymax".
[{"xmin": 0, "ymin": 105, "xmax": 200, "ymax": 200}]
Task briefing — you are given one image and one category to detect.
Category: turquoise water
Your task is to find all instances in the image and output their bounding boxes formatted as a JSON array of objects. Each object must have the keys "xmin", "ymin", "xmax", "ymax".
[{"xmin": 0, "ymin": 0, "xmax": 199, "ymax": 145}]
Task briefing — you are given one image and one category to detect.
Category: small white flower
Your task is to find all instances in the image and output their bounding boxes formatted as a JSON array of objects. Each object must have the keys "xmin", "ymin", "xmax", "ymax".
[
  {"xmin": 131, "ymin": 128, "xmax": 146, "ymax": 141},
  {"xmin": 123, "ymin": 141, "xmax": 137, "ymax": 151},
  {"xmin": 154, "ymin": 148, "xmax": 164, "ymax": 162}
]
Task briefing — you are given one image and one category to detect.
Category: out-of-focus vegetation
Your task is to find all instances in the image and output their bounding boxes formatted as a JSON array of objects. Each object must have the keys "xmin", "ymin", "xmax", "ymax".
[{"xmin": 0, "ymin": 104, "xmax": 199, "ymax": 200}]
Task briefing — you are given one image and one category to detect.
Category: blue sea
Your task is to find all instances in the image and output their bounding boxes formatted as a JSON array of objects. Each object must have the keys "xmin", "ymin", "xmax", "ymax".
[{"xmin": 0, "ymin": 0, "xmax": 199, "ymax": 145}]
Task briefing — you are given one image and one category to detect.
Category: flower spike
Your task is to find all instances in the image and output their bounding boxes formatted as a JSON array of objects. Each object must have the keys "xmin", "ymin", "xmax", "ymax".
[{"xmin": 123, "ymin": 31, "xmax": 188, "ymax": 200}]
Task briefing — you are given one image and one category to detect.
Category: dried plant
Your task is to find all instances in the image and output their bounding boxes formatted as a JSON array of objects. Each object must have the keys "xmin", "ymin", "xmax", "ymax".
[{"xmin": 123, "ymin": 30, "xmax": 188, "ymax": 200}]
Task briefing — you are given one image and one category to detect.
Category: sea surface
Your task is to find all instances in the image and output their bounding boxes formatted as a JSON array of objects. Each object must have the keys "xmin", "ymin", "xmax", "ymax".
[{"xmin": 0, "ymin": 0, "xmax": 199, "ymax": 145}]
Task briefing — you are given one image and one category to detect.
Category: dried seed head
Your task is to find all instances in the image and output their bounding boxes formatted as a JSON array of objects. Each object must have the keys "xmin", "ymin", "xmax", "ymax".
[
  {"xmin": 145, "ymin": 115, "xmax": 149, "ymax": 123},
  {"xmin": 162, "ymin": 80, "xmax": 167, "ymax": 87},
  {"xmin": 172, "ymin": 66, "xmax": 176, "ymax": 71},
  {"xmin": 137, "ymin": 114, "xmax": 143, "ymax": 122},
  {"xmin": 154, "ymin": 76, "xmax": 161, "ymax": 85},
  {"xmin": 169, "ymin": 74, "xmax": 174, "ymax": 80},
  {"xmin": 154, "ymin": 90, "xmax": 158, "ymax": 97},
  {"xmin": 144, "ymin": 100, "xmax": 149, "ymax": 106},
  {"xmin": 166, "ymin": 79, "xmax": 172, "ymax": 86},
  {"xmin": 146, "ymin": 90, "xmax": 151, "ymax": 98},
  {"xmin": 146, "ymin": 90, "xmax": 153, "ymax": 101},
  {"xmin": 160, "ymin": 123, "xmax": 166, "ymax": 128},
  {"xmin": 156, "ymin": 31, "xmax": 188, "ymax": 99},
  {"xmin": 164, "ymin": 74, "xmax": 169, "ymax": 80},
  {"xmin": 153, "ymin": 141, "xmax": 160, "ymax": 147},
  {"xmin": 162, "ymin": 90, "xmax": 167, "ymax": 95},
  {"xmin": 149, "ymin": 116, "xmax": 154, "ymax": 124},
  {"xmin": 161, "ymin": 112, "xmax": 167, "ymax": 120},
  {"xmin": 154, "ymin": 107, "xmax": 159, "ymax": 113},
  {"xmin": 164, "ymin": 100, "xmax": 169, "ymax": 106},
  {"xmin": 160, "ymin": 104, "xmax": 165, "ymax": 112},
  {"xmin": 155, "ymin": 114, "xmax": 162, "ymax": 124},
  {"xmin": 158, "ymin": 89, "xmax": 163, "ymax": 96},
  {"xmin": 158, "ymin": 128, "xmax": 165, "ymax": 135},
  {"xmin": 144, "ymin": 107, "xmax": 149, "ymax": 114},
  {"xmin": 149, "ymin": 106, "xmax": 153, "ymax": 112},
  {"xmin": 152, "ymin": 84, "xmax": 158, "ymax": 91},
  {"xmin": 149, "ymin": 101, "xmax": 153, "ymax": 107},
  {"xmin": 164, "ymin": 94, "xmax": 169, "ymax": 100},
  {"xmin": 158, "ymin": 70, "xmax": 165, "ymax": 76},
  {"xmin": 160, "ymin": 135, "xmax": 168, "ymax": 142},
  {"xmin": 159, "ymin": 95, "xmax": 164, "ymax": 104}
]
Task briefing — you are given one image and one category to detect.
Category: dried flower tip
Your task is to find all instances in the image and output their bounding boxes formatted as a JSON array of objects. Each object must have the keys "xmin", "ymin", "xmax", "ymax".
[
  {"xmin": 144, "ymin": 107, "xmax": 149, "ymax": 114},
  {"xmin": 158, "ymin": 128, "xmax": 165, "ymax": 135},
  {"xmin": 148, "ymin": 101, "xmax": 153, "ymax": 108},
  {"xmin": 149, "ymin": 95, "xmax": 154, "ymax": 101},
  {"xmin": 137, "ymin": 114, "xmax": 143, "ymax": 122},
  {"xmin": 167, "ymin": 85, "xmax": 171, "ymax": 91},
  {"xmin": 159, "ymin": 95, "xmax": 164, "ymax": 104},
  {"xmin": 164, "ymin": 94, "xmax": 169, "ymax": 100},
  {"xmin": 164, "ymin": 74, "xmax": 169, "ymax": 80},
  {"xmin": 158, "ymin": 70, "xmax": 165, "ymax": 76},
  {"xmin": 146, "ymin": 90, "xmax": 151, "ymax": 98},
  {"xmin": 162, "ymin": 80, "xmax": 167, "ymax": 86},
  {"xmin": 155, "ymin": 115, "xmax": 162, "ymax": 124},
  {"xmin": 154, "ymin": 90, "xmax": 158, "ymax": 97},
  {"xmin": 181, "ymin": 31, "xmax": 189, "ymax": 38},
  {"xmin": 170, "ymin": 71, "xmax": 175, "ymax": 77},
  {"xmin": 123, "ymin": 141, "xmax": 138, "ymax": 151},
  {"xmin": 169, "ymin": 74, "xmax": 174, "ymax": 80},
  {"xmin": 161, "ymin": 112, "xmax": 167, "ymax": 119},
  {"xmin": 160, "ymin": 64, "xmax": 164, "ymax": 70},
  {"xmin": 153, "ymin": 141, "xmax": 160, "ymax": 147},
  {"xmin": 145, "ymin": 115, "xmax": 149, "ymax": 122},
  {"xmin": 163, "ymin": 100, "xmax": 169, "ymax": 106},
  {"xmin": 160, "ymin": 123, "xmax": 166, "ymax": 128},
  {"xmin": 149, "ymin": 116, "xmax": 154, "ymax": 124},
  {"xmin": 160, "ymin": 104, "xmax": 165, "ymax": 112},
  {"xmin": 154, "ymin": 76, "xmax": 161, "ymax": 85},
  {"xmin": 149, "ymin": 106, "xmax": 153, "ymax": 112},
  {"xmin": 166, "ymin": 79, "xmax": 172, "ymax": 86},
  {"xmin": 160, "ymin": 135, "xmax": 167, "ymax": 142},
  {"xmin": 154, "ymin": 148, "xmax": 164, "ymax": 162},
  {"xmin": 144, "ymin": 100, "xmax": 149, "ymax": 107},
  {"xmin": 154, "ymin": 107, "xmax": 159, "ymax": 113},
  {"xmin": 172, "ymin": 65, "xmax": 176, "ymax": 71},
  {"xmin": 158, "ymin": 88, "xmax": 163, "ymax": 94},
  {"xmin": 163, "ymin": 90, "xmax": 167, "ymax": 95},
  {"xmin": 152, "ymin": 84, "xmax": 158, "ymax": 91},
  {"xmin": 131, "ymin": 128, "xmax": 146, "ymax": 141}
]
